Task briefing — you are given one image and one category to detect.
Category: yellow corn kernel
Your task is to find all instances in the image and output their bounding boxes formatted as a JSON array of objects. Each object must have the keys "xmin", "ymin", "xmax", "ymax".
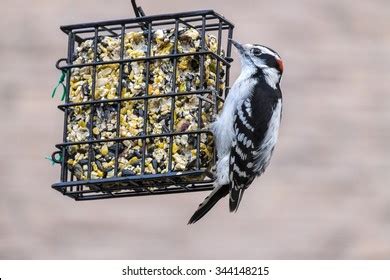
[
  {"xmin": 172, "ymin": 143, "xmax": 179, "ymax": 154},
  {"xmin": 101, "ymin": 145, "xmax": 109, "ymax": 156},
  {"xmin": 148, "ymin": 84, "xmax": 153, "ymax": 94},
  {"xmin": 157, "ymin": 142, "xmax": 165, "ymax": 149},
  {"xmin": 78, "ymin": 120, "xmax": 86, "ymax": 128},
  {"xmin": 129, "ymin": 156, "xmax": 139, "ymax": 165},
  {"xmin": 191, "ymin": 149, "xmax": 197, "ymax": 157}
]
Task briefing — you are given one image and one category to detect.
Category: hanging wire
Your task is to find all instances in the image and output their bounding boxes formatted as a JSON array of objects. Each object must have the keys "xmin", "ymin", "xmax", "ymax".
[{"xmin": 131, "ymin": 0, "xmax": 147, "ymax": 30}]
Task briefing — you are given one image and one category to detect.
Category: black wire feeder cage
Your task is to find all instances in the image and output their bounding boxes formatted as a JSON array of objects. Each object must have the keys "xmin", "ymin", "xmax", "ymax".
[{"xmin": 51, "ymin": 0, "xmax": 234, "ymax": 201}]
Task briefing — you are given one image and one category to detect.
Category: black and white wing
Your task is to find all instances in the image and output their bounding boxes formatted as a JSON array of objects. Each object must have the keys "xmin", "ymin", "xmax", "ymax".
[{"xmin": 229, "ymin": 83, "xmax": 282, "ymax": 212}]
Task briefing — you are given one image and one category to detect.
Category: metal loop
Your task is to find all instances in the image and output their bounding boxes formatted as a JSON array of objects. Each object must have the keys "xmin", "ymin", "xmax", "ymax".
[
  {"xmin": 51, "ymin": 151, "xmax": 62, "ymax": 164},
  {"xmin": 56, "ymin": 58, "xmax": 68, "ymax": 70}
]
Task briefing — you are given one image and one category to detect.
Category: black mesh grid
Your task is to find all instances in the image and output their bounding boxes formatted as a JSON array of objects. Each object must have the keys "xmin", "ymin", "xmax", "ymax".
[{"xmin": 52, "ymin": 10, "xmax": 234, "ymax": 201}]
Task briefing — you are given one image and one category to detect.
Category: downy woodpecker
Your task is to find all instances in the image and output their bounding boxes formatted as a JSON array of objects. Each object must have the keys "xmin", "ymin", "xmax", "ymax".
[{"xmin": 188, "ymin": 40, "xmax": 284, "ymax": 224}]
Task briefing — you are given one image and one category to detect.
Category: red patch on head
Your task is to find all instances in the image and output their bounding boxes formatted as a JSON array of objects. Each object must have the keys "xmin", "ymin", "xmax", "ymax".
[{"xmin": 276, "ymin": 59, "xmax": 284, "ymax": 73}]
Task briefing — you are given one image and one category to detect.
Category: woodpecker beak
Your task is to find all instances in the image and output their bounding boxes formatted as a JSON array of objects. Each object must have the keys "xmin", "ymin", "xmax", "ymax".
[{"xmin": 229, "ymin": 39, "xmax": 245, "ymax": 55}]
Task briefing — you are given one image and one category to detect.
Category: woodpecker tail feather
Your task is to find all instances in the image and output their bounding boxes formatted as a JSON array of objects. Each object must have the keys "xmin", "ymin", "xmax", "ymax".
[
  {"xmin": 229, "ymin": 187, "xmax": 245, "ymax": 213},
  {"xmin": 188, "ymin": 184, "xmax": 229, "ymax": 224}
]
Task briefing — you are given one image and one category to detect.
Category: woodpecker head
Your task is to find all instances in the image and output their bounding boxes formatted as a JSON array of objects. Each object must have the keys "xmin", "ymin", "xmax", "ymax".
[{"xmin": 230, "ymin": 39, "xmax": 284, "ymax": 86}]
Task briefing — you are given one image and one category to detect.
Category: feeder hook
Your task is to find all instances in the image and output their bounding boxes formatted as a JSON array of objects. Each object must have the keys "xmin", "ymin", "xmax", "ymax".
[
  {"xmin": 131, "ymin": 0, "xmax": 146, "ymax": 18},
  {"xmin": 131, "ymin": 0, "xmax": 148, "ymax": 31}
]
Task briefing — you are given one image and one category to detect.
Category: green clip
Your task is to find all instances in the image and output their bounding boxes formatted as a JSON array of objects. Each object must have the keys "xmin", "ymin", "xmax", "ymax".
[{"xmin": 51, "ymin": 70, "xmax": 67, "ymax": 101}]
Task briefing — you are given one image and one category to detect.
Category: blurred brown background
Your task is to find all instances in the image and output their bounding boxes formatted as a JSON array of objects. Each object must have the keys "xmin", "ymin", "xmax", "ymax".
[{"xmin": 0, "ymin": 0, "xmax": 390, "ymax": 259}]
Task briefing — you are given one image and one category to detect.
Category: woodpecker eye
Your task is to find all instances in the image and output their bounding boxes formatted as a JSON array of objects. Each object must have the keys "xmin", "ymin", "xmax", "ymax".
[{"xmin": 252, "ymin": 48, "xmax": 262, "ymax": 56}]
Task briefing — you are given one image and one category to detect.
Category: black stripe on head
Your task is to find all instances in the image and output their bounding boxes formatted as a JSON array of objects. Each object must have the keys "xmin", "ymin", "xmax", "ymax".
[
  {"xmin": 260, "ymin": 53, "xmax": 280, "ymax": 70},
  {"xmin": 253, "ymin": 44, "xmax": 280, "ymax": 58}
]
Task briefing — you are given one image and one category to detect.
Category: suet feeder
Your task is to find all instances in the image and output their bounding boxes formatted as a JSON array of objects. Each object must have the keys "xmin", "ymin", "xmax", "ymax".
[{"xmin": 51, "ymin": 0, "xmax": 234, "ymax": 200}]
